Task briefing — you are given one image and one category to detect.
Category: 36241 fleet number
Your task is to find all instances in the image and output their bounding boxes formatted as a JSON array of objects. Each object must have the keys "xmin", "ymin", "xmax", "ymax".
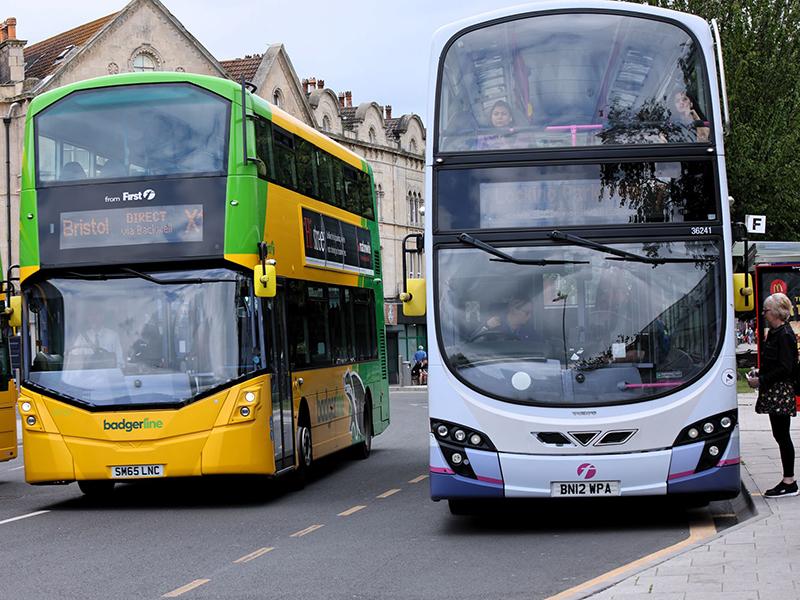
[{"xmin": 690, "ymin": 226, "xmax": 712, "ymax": 235}]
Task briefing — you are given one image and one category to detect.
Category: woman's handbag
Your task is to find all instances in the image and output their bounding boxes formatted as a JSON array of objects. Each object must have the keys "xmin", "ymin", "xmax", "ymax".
[{"xmin": 757, "ymin": 380, "xmax": 795, "ymax": 415}]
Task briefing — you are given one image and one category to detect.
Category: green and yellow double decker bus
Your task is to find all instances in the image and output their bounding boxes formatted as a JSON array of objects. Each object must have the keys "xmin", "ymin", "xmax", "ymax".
[{"xmin": 15, "ymin": 72, "xmax": 388, "ymax": 494}]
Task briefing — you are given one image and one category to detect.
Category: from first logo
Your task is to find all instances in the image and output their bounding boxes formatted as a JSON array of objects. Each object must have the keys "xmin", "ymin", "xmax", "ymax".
[
  {"xmin": 577, "ymin": 463, "xmax": 597, "ymax": 479},
  {"xmin": 104, "ymin": 189, "xmax": 156, "ymax": 203}
]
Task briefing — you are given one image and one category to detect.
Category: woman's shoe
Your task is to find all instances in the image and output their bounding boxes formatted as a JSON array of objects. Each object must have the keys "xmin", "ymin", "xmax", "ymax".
[{"xmin": 764, "ymin": 481, "xmax": 799, "ymax": 498}]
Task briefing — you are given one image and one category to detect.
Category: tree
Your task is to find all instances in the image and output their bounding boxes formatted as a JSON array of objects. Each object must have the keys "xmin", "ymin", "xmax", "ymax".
[{"xmin": 643, "ymin": 0, "xmax": 800, "ymax": 240}]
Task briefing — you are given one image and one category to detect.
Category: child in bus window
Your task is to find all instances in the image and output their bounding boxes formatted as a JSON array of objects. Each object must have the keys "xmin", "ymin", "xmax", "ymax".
[
  {"xmin": 477, "ymin": 100, "xmax": 535, "ymax": 150},
  {"xmin": 672, "ymin": 91, "xmax": 710, "ymax": 142}
]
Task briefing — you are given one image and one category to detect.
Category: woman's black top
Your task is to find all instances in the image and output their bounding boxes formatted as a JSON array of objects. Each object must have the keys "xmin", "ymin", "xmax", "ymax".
[{"xmin": 759, "ymin": 322, "xmax": 798, "ymax": 388}]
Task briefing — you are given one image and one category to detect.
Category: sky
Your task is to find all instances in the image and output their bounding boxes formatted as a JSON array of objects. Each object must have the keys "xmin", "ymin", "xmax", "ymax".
[{"xmin": 8, "ymin": 0, "xmax": 528, "ymax": 121}]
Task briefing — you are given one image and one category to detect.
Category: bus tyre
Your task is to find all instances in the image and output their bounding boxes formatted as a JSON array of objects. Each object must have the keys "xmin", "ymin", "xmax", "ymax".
[
  {"xmin": 78, "ymin": 480, "xmax": 115, "ymax": 497},
  {"xmin": 447, "ymin": 499, "xmax": 475, "ymax": 516},
  {"xmin": 353, "ymin": 403, "xmax": 373, "ymax": 460},
  {"xmin": 292, "ymin": 423, "xmax": 313, "ymax": 489}
]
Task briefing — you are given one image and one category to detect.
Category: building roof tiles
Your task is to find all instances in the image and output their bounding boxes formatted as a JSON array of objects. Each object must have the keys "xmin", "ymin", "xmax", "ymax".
[
  {"xmin": 220, "ymin": 55, "xmax": 263, "ymax": 82},
  {"xmin": 23, "ymin": 13, "xmax": 118, "ymax": 81}
]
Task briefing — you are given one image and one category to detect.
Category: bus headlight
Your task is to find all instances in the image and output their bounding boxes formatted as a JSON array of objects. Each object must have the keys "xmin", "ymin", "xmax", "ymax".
[
  {"xmin": 708, "ymin": 445, "xmax": 720, "ymax": 457},
  {"xmin": 431, "ymin": 419, "xmax": 495, "ymax": 451},
  {"xmin": 26, "ymin": 416, "xmax": 36, "ymax": 426},
  {"xmin": 245, "ymin": 392, "xmax": 256, "ymax": 403},
  {"xmin": 240, "ymin": 406, "xmax": 251, "ymax": 417},
  {"xmin": 451, "ymin": 452, "xmax": 463, "ymax": 465},
  {"xmin": 21, "ymin": 401, "xmax": 31, "ymax": 413},
  {"xmin": 674, "ymin": 410, "xmax": 736, "ymax": 446}
]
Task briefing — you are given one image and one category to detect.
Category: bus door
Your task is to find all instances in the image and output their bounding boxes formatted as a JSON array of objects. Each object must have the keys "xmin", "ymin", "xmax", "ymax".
[
  {"xmin": 0, "ymin": 322, "xmax": 17, "ymax": 462},
  {"xmin": 265, "ymin": 285, "xmax": 294, "ymax": 470}
]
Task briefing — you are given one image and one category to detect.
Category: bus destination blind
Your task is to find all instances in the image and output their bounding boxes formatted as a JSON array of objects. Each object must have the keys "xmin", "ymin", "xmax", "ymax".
[
  {"xmin": 302, "ymin": 208, "xmax": 373, "ymax": 276},
  {"xmin": 59, "ymin": 205, "xmax": 204, "ymax": 250}
]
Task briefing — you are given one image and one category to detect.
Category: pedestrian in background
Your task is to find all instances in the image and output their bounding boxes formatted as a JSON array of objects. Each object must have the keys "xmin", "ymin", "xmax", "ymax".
[
  {"xmin": 413, "ymin": 345, "xmax": 427, "ymax": 364},
  {"xmin": 747, "ymin": 292, "xmax": 799, "ymax": 497}
]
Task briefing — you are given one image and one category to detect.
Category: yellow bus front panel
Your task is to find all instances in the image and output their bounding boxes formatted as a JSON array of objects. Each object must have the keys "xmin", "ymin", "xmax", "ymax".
[{"xmin": 18, "ymin": 376, "xmax": 278, "ymax": 484}]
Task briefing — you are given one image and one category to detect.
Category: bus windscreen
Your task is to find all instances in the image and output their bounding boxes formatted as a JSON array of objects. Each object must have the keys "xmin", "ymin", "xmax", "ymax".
[{"xmin": 438, "ymin": 13, "xmax": 712, "ymax": 152}]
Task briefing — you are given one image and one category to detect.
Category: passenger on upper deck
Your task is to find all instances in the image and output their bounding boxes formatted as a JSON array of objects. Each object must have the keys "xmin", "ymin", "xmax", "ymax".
[
  {"xmin": 671, "ymin": 91, "xmax": 710, "ymax": 143},
  {"xmin": 477, "ymin": 100, "xmax": 535, "ymax": 150}
]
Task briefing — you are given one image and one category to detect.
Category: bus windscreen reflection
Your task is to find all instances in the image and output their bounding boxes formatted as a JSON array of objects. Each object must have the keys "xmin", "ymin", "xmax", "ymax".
[{"xmin": 437, "ymin": 241, "xmax": 721, "ymax": 406}]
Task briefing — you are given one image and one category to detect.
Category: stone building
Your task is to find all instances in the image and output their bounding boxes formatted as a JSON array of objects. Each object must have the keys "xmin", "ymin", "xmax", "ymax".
[{"xmin": 0, "ymin": 0, "xmax": 426, "ymax": 383}]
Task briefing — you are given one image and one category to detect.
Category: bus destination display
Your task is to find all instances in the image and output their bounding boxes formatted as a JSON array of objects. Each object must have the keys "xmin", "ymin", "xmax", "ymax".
[
  {"xmin": 302, "ymin": 208, "xmax": 373, "ymax": 276},
  {"xmin": 60, "ymin": 204, "xmax": 204, "ymax": 250}
]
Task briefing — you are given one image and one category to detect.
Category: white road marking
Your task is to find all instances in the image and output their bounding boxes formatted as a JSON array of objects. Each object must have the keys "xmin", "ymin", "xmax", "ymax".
[
  {"xmin": 290, "ymin": 524, "xmax": 324, "ymax": 537},
  {"xmin": 0, "ymin": 510, "xmax": 50, "ymax": 526},
  {"xmin": 233, "ymin": 547, "xmax": 274, "ymax": 564},
  {"xmin": 377, "ymin": 488, "xmax": 401, "ymax": 499},
  {"xmin": 163, "ymin": 579, "xmax": 210, "ymax": 597},
  {"xmin": 338, "ymin": 505, "xmax": 367, "ymax": 517}
]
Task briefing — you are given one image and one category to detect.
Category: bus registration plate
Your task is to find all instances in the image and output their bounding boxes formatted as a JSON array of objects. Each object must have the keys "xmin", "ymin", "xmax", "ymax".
[
  {"xmin": 110, "ymin": 464, "xmax": 165, "ymax": 479},
  {"xmin": 551, "ymin": 481, "xmax": 620, "ymax": 497}
]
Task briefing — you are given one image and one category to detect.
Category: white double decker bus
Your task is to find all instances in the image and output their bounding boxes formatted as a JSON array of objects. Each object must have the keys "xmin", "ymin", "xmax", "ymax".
[{"xmin": 415, "ymin": 1, "xmax": 738, "ymax": 512}]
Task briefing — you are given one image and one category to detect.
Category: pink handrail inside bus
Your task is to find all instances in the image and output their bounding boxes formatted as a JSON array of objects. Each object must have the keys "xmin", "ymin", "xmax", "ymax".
[
  {"xmin": 621, "ymin": 381, "xmax": 683, "ymax": 390},
  {"xmin": 544, "ymin": 123, "xmax": 603, "ymax": 146}
]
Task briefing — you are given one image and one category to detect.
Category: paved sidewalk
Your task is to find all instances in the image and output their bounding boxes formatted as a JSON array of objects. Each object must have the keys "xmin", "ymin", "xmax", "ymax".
[{"xmin": 589, "ymin": 392, "xmax": 800, "ymax": 600}]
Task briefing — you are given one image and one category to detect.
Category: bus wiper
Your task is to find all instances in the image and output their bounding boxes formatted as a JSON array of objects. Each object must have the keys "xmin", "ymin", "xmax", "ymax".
[
  {"xmin": 457, "ymin": 233, "xmax": 589, "ymax": 266},
  {"xmin": 121, "ymin": 268, "xmax": 235, "ymax": 285},
  {"xmin": 66, "ymin": 272, "xmax": 109, "ymax": 281},
  {"xmin": 548, "ymin": 231, "xmax": 715, "ymax": 265}
]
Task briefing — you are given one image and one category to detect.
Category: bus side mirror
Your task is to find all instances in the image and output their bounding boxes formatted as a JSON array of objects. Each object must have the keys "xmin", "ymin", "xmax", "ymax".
[
  {"xmin": 401, "ymin": 278, "xmax": 426, "ymax": 317},
  {"xmin": 5, "ymin": 296, "xmax": 21, "ymax": 329},
  {"xmin": 733, "ymin": 273, "xmax": 754, "ymax": 312},
  {"xmin": 254, "ymin": 263, "xmax": 276, "ymax": 298}
]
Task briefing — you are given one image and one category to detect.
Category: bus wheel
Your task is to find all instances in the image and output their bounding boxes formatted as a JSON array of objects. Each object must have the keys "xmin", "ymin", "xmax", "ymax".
[
  {"xmin": 292, "ymin": 422, "xmax": 313, "ymax": 490},
  {"xmin": 353, "ymin": 402, "xmax": 373, "ymax": 460},
  {"xmin": 447, "ymin": 499, "xmax": 475, "ymax": 516},
  {"xmin": 78, "ymin": 480, "xmax": 115, "ymax": 497}
]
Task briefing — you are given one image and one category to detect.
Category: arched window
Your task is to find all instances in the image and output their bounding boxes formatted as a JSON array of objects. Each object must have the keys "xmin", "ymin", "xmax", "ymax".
[
  {"xmin": 273, "ymin": 88, "xmax": 284, "ymax": 108},
  {"xmin": 409, "ymin": 138, "xmax": 418, "ymax": 153},
  {"xmin": 368, "ymin": 127, "xmax": 377, "ymax": 144},
  {"xmin": 409, "ymin": 191, "xmax": 422, "ymax": 226},
  {"xmin": 322, "ymin": 115, "xmax": 332, "ymax": 132},
  {"xmin": 132, "ymin": 53, "xmax": 156, "ymax": 72}
]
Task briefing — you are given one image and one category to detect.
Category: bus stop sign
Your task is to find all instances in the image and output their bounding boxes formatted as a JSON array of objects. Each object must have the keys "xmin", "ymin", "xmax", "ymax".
[{"xmin": 745, "ymin": 214, "xmax": 766, "ymax": 234}]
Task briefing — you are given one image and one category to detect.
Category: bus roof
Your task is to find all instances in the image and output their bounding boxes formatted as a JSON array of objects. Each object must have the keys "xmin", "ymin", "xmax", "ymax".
[{"xmin": 430, "ymin": 0, "xmax": 710, "ymax": 52}]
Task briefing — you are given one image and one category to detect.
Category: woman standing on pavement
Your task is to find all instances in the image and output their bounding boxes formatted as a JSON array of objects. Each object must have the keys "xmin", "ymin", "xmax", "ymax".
[{"xmin": 747, "ymin": 292, "xmax": 799, "ymax": 497}]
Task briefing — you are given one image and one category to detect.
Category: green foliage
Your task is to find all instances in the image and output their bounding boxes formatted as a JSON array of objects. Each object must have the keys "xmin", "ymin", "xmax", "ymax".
[{"xmin": 643, "ymin": 0, "xmax": 800, "ymax": 240}]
